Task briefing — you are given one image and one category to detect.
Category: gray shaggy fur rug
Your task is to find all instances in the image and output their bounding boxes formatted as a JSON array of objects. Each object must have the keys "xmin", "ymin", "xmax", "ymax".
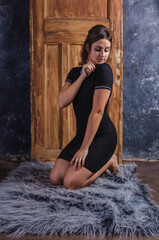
[{"xmin": 0, "ymin": 160, "xmax": 159, "ymax": 239}]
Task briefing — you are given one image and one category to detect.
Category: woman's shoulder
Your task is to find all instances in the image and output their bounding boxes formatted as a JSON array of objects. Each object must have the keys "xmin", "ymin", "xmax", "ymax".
[
  {"xmin": 67, "ymin": 66, "xmax": 82, "ymax": 81},
  {"xmin": 70, "ymin": 66, "xmax": 82, "ymax": 72},
  {"xmin": 70, "ymin": 66, "xmax": 82, "ymax": 75},
  {"xmin": 95, "ymin": 62, "xmax": 113, "ymax": 76}
]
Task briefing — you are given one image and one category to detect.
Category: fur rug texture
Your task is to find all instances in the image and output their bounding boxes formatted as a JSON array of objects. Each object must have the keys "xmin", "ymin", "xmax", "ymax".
[{"xmin": 0, "ymin": 160, "xmax": 159, "ymax": 239}]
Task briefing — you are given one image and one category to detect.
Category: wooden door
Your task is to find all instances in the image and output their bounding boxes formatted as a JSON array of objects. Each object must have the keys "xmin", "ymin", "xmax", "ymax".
[{"xmin": 29, "ymin": 0, "xmax": 123, "ymax": 163}]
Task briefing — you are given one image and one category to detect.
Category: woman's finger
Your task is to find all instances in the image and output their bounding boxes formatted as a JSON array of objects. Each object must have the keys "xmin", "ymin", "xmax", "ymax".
[
  {"xmin": 82, "ymin": 158, "xmax": 85, "ymax": 167},
  {"xmin": 77, "ymin": 158, "xmax": 82, "ymax": 168},
  {"xmin": 88, "ymin": 63, "xmax": 96, "ymax": 71},
  {"xmin": 71, "ymin": 157, "xmax": 76, "ymax": 166},
  {"xmin": 88, "ymin": 61, "xmax": 96, "ymax": 66},
  {"xmin": 87, "ymin": 65, "xmax": 94, "ymax": 72},
  {"xmin": 74, "ymin": 158, "xmax": 79, "ymax": 169},
  {"xmin": 88, "ymin": 62, "xmax": 95, "ymax": 68}
]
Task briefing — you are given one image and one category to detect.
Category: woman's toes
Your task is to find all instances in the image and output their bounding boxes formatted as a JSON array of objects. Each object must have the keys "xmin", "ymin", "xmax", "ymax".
[
  {"xmin": 108, "ymin": 155, "xmax": 120, "ymax": 174},
  {"xmin": 110, "ymin": 167, "xmax": 120, "ymax": 175},
  {"xmin": 104, "ymin": 169, "xmax": 111, "ymax": 173},
  {"xmin": 114, "ymin": 166, "xmax": 120, "ymax": 174}
]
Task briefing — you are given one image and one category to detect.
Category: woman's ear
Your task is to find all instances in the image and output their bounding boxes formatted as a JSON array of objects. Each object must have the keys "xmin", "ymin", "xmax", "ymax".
[{"xmin": 85, "ymin": 43, "xmax": 90, "ymax": 53}]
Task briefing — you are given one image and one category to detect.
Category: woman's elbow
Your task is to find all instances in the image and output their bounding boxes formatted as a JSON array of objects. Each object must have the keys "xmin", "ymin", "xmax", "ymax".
[
  {"xmin": 91, "ymin": 108, "xmax": 104, "ymax": 117},
  {"xmin": 57, "ymin": 94, "xmax": 71, "ymax": 109},
  {"xmin": 57, "ymin": 94, "xmax": 63, "ymax": 109}
]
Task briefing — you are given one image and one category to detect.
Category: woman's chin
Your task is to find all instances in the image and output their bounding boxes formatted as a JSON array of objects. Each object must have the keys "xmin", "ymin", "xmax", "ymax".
[{"xmin": 96, "ymin": 61, "xmax": 105, "ymax": 65}]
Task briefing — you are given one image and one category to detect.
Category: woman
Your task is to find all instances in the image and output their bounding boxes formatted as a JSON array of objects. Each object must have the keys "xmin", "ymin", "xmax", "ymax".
[{"xmin": 50, "ymin": 24, "xmax": 120, "ymax": 190}]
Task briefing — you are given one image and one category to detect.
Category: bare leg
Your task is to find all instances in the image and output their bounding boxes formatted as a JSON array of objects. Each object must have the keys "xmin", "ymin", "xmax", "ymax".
[
  {"xmin": 50, "ymin": 154, "xmax": 120, "ymax": 189},
  {"xmin": 50, "ymin": 158, "xmax": 71, "ymax": 185},
  {"xmin": 63, "ymin": 164, "xmax": 93, "ymax": 190},
  {"xmin": 81, "ymin": 154, "xmax": 120, "ymax": 188}
]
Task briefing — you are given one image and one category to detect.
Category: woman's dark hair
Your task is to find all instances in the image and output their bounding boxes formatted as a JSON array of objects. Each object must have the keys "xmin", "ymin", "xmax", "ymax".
[{"xmin": 79, "ymin": 25, "xmax": 112, "ymax": 66}]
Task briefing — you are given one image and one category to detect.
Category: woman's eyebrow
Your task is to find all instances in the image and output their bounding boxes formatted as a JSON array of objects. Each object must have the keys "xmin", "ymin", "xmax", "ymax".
[{"xmin": 95, "ymin": 46, "xmax": 110, "ymax": 49}]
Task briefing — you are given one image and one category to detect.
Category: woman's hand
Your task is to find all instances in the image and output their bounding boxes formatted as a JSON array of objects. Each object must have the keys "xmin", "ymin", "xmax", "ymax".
[
  {"xmin": 81, "ymin": 60, "xmax": 96, "ymax": 79},
  {"xmin": 70, "ymin": 147, "xmax": 89, "ymax": 170}
]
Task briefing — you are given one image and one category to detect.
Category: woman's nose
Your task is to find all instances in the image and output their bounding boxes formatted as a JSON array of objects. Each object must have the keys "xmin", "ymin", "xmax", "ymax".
[{"xmin": 99, "ymin": 50, "xmax": 105, "ymax": 56}]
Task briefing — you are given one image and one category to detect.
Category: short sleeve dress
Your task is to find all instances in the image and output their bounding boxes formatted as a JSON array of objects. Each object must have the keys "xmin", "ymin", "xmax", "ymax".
[{"xmin": 57, "ymin": 62, "xmax": 117, "ymax": 173}]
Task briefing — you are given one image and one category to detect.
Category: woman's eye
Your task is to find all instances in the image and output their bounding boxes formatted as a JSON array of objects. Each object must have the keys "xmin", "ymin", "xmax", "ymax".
[{"xmin": 95, "ymin": 49, "xmax": 109, "ymax": 52}]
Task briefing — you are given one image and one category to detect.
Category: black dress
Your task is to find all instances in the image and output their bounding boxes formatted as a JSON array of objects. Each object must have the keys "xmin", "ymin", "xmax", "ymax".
[{"xmin": 57, "ymin": 62, "xmax": 117, "ymax": 173}]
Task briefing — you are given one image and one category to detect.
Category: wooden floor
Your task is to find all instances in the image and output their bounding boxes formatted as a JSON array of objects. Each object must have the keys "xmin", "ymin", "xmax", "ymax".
[{"xmin": 0, "ymin": 160, "xmax": 159, "ymax": 240}]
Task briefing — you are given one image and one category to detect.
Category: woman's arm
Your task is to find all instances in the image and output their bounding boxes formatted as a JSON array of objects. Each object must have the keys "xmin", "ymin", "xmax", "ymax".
[
  {"xmin": 80, "ymin": 111, "xmax": 103, "ymax": 149},
  {"xmin": 58, "ymin": 61, "xmax": 96, "ymax": 109},
  {"xmin": 80, "ymin": 89, "xmax": 111, "ymax": 149},
  {"xmin": 57, "ymin": 75, "xmax": 85, "ymax": 109}
]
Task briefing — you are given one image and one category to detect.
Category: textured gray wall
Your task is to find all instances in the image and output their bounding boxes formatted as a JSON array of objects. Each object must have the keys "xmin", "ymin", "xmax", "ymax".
[
  {"xmin": 123, "ymin": 0, "xmax": 159, "ymax": 159},
  {"xmin": 0, "ymin": 0, "xmax": 30, "ymax": 156},
  {"xmin": 0, "ymin": 0, "xmax": 158, "ymax": 159}
]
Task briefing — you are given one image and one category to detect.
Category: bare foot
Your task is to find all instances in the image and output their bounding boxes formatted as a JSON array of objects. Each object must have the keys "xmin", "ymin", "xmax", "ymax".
[{"xmin": 105, "ymin": 154, "xmax": 120, "ymax": 174}]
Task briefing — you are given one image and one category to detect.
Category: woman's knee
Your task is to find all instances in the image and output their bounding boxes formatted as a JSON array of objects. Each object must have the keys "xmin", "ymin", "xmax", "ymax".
[
  {"xmin": 63, "ymin": 177, "xmax": 74, "ymax": 189},
  {"xmin": 63, "ymin": 176, "xmax": 81, "ymax": 190},
  {"xmin": 49, "ymin": 172, "xmax": 63, "ymax": 185}
]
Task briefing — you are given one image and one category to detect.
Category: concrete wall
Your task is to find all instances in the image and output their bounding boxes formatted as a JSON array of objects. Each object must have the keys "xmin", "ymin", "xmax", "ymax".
[
  {"xmin": 123, "ymin": 0, "xmax": 159, "ymax": 159},
  {"xmin": 0, "ymin": 0, "xmax": 30, "ymax": 156},
  {"xmin": 0, "ymin": 0, "xmax": 158, "ymax": 159}
]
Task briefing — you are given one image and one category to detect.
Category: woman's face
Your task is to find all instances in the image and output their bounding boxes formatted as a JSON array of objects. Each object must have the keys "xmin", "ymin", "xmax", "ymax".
[{"xmin": 86, "ymin": 38, "xmax": 111, "ymax": 65}]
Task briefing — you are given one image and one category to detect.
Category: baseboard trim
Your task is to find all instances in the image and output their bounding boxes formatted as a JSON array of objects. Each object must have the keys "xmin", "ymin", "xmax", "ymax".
[{"xmin": 123, "ymin": 158, "xmax": 159, "ymax": 162}]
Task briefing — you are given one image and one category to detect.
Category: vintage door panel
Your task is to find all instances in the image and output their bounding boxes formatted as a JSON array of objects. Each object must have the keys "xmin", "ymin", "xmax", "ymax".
[{"xmin": 29, "ymin": 0, "xmax": 123, "ymax": 163}]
